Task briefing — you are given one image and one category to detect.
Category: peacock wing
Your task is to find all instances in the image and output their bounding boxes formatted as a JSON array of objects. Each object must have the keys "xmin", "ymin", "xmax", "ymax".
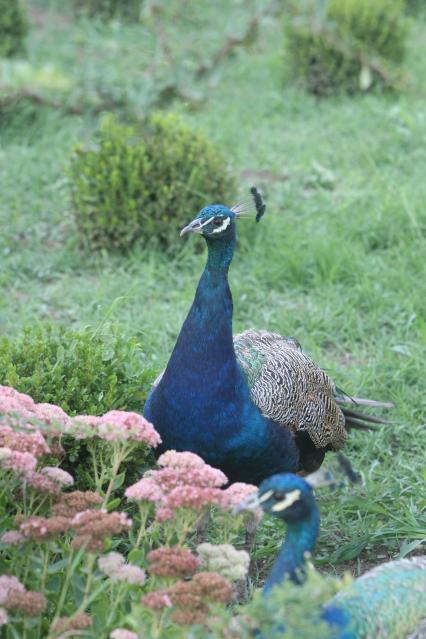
[{"xmin": 233, "ymin": 329, "xmax": 347, "ymax": 452}]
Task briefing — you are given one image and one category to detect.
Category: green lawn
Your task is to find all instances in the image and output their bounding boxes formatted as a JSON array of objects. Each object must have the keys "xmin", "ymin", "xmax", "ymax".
[{"xmin": 1, "ymin": 0, "xmax": 425, "ymax": 579}]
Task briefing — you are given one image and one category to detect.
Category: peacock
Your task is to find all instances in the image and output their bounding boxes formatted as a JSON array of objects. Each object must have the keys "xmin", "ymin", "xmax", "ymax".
[
  {"xmin": 144, "ymin": 189, "xmax": 391, "ymax": 484},
  {"xmin": 236, "ymin": 472, "xmax": 426, "ymax": 639}
]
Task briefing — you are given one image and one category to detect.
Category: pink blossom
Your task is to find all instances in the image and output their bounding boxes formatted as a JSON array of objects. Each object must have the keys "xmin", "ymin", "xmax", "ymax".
[
  {"xmin": 157, "ymin": 450, "xmax": 206, "ymax": 469},
  {"xmin": 98, "ymin": 552, "xmax": 125, "ymax": 575},
  {"xmin": 140, "ymin": 590, "xmax": 173, "ymax": 610},
  {"xmin": 219, "ymin": 482, "xmax": 257, "ymax": 509},
  {"xmin": 98, "ymin": 552, "xmax": 145, "ymax": 584},
  {"xmin": 0, "ymin": 425, "xmax": 50, "ymax": 458},
  {"xmin": 111, "ymin": 565, "xmax": 146, "ymax": 585},
  {"xmin": 146, "ymin": 465, "xmax": 227, "ymax": 491},
  {"xmin": 0, "ymin": 575, "xmax": 25, "ymax": 605},
  {"xmin": 1, "ymin": 531, "xmax": 25, "ymax": 545},
  {"xmin": 0, "ymin": 608, "xmax": 8, "ymax": 626},
  {"xmin": 33, "ymin": 403, "xmax": 72, "ymax": 428},
  {"xmin": 125, "ymin": 478, "xmax": 163, "ymax": 502},
  {"xmin": 155, "ymin": 506, "xmax": 175, "ymax": 522},
  {"xmin": 110, "ymin": 630, "xmax": 138, "ymax": 639},
  {"xmin": 41, "ymin": 467, "xmax": 74, "ymax": 486},
  {"xmin": 165, "ymin": 486, "xmax": 223, "ymax": 511},
  {"xmin": 24, "ymin": 471, "xmax": 62, "ymax": 495},
  {"xmin": 96, "ymin": 411, "xmax": 161, "ymax": 446},
  {"xmin": 1, "ymin": 450, "xmax": 37, "ymax": 473},
  {"xmin": 0, "ymin": 447, "xmax": 12, "ymax": 461},
  {"xmin": 0, "ymin": 385, "xmax": 36, "ymax": 419}
]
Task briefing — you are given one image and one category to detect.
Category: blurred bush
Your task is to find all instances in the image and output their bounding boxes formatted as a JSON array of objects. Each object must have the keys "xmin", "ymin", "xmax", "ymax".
[
  {"xmin": 69, "ymin": 112, "xmax": 235, "ymax": 252},
  {"xmin": 72, "ymin": 0, "xmax": 142, "ymax": 21},
  {"xmin": 0, "ymin": 324, "xmax": 155, "ymax": 415},
  {"xmin": 285, "ymin": 0, "xmax": 408, "ymax": 95},
  {"xmin": 0, "ymin": 0, "xmax": 28, "ymax": 58}
]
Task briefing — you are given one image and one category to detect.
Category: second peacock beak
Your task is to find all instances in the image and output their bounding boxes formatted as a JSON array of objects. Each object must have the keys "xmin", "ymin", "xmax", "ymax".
[{"xmin": 180, "ymin": 219, "xmax": 204, "ymax": 237}]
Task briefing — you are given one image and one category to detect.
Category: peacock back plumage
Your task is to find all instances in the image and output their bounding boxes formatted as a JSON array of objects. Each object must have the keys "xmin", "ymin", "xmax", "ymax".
[
  {"xmin": 234, "ymin": 329, "xmax": 347, "ymax": 451},
  {"xmin": 329, "ymin": 557, "xmax": 426, "ymax": 639}
]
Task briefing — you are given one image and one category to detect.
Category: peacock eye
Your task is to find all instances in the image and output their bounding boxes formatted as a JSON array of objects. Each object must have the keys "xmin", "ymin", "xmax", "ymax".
[
  {"xmin": 273, "ymin": 491, "xmax": 285, "ymax": 501},
  {"xmin": 212, "ymin": 218, "xmax": 224, "ymax": 227}
]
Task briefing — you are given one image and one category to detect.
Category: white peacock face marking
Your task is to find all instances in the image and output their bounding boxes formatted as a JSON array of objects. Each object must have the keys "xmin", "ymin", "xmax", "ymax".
[
  {"xmin": 212, "ymin": 217, "xmax": 231, "ymax": 233},
  {"xmin": 271, "ymin": 489, "xmax": 301, "ymax": 512}
]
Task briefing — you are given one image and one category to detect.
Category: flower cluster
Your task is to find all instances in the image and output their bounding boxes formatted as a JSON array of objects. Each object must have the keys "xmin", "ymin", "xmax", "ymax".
[
  {"xmin": 71, "ymin": 509, "xmax": 132, "ymax": 552},
  {"xmin": 73, "ymin": 410, "xmax": 161, "ymax": 446},
  {"xmin": 98, "ymin": 552, "xmax": 146, "ymax": 585},
  {"xmin": 125, "ymin": 450, "xmax": 257, "ymax": 521},
  {"xmin": 0, "ymin": 384, "xmax": 161, "ymax": 447},
  {"xmin": 141, "ymin": 571, "xmax": 233, "ymax": 626},
  {"xmin": 0, "ymin": 575, "xmax": 47, "ymax": 624},
  {"xmin": 50, "ymin": 612, "xmax": 92, "ymax": 637},
  {"xmin": 52, "ymin": 490, "xmax": 103, "ymax": 517},
  {"xmin": 126, "ymin": 450, "xmax": 254, "ymax": 521},
  {"xmin": 197, "ymin": 543, "xmax": 250, "ymax": 581},
  {"xmin": 147, "ymin": 546, "xmax": 200, "ymax": 577}
]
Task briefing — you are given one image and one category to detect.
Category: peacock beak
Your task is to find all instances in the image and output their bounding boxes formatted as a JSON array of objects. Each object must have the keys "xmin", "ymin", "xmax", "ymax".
[
  {"xmin": 180, "ymin": 219, "xmax": 204, "ymax": 237},
  {"xmin": 233, "ymin": 490, "xmax": 262, "ymax": 515}
]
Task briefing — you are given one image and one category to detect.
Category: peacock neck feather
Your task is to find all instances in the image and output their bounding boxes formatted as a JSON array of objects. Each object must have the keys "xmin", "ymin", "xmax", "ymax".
[
  {"xmin": 263, "ymin": 506, "xmax": 320, "ymax": 596},
  {"xmin": 144, "ymin": 222, "xmax": 300, "ymax": 483}
]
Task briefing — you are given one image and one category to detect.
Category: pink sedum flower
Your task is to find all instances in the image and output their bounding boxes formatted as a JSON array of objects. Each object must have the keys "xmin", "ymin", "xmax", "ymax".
[
  {"xmin": 33, "ymin": 403, "xmax": 72, "ymax": 429},
  {"xmin": 110, "ymin": 630, "xmax": 138, "ymax": 639},
  {"xmin": 111, "ymin": 565, "xmax": 146, "ymax": 585},
  {"xmin": 0, "ymin": 575, "xmax": 25, "ymax": 606},
  {"xmin": 1, "ymin": 531, "xmax": 25, "ymax": 545},
  {"xmin": 157, "ymin": 450, "xmax": 206, "ymax": 469},
  {"xmin": 165, "ymin": 485, "xmax": 223, "ymax": 511},
  {"xmin": 1, "ymin": 450, "xmax": 37, "ymax": 473},
  {"xmin": 96, "ymin": 411, "xmax": 161, "ymax": 446},
  {"xmin": 41, "ymin": 467, "xmax": 74, "ymax": 486},
  {"xmin": 155, "ymin": 506, "xmax": 175, "ymax": 522},
  {"xmin": 125, "ymin": 478, "xmax": 163, "ymax": 503},
  {"xmin": 98, "ymin": 552, "xmax": 125, "ymax": 575},
  {"xmin": 220, "ymin": 482, "xmax": 257, "ymax": 509},
  {"xmin": 98, "ymin": 552, "xmax": 145, "ymax": 584},
  {"xmin": 0, "ymin": 385, "xmax": 36, "ymax": 419}
]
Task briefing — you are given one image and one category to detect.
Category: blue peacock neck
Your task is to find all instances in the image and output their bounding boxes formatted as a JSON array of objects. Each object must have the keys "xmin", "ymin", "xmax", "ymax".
[{"xmin": 263, "ymin": 506, "xmax": 320, "ymax": 596}]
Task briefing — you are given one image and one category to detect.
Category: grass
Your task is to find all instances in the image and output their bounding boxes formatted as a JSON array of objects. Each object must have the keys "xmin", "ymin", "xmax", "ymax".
[{"xmin": 1, "ymin": 0, "xmax": 425, "ymax": 583}]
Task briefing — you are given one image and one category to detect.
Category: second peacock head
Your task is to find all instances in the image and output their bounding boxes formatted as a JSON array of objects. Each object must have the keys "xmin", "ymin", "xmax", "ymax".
[
  {"xmin": 180, "ymin": 186, "xmax": 266, "ymax": 241},
  {"xmin": 180, "ymin": 204, "xmax": 236, "ymax": 241}
]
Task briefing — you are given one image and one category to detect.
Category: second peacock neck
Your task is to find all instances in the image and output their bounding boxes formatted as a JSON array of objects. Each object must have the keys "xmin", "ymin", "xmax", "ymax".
[{"xmin": 263, "ymin": 506, "xmax": 320, "ymax": 596}]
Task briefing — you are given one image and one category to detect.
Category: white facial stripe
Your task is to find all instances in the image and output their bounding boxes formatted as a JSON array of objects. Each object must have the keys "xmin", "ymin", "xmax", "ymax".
[
  {"xmin": 258, "ymin": 489, "xmax": 274, "ymax": 503},
  {"xmin": 271, "ymin": 489, "xmax": 301, "ymax": 512},
  {"xmin": 199, "ymin": 216, "xmax": 215, "ymax": 229},
  {"xmin": 212, "ymin": 217, "xmax": 231, "ymax": 233}
]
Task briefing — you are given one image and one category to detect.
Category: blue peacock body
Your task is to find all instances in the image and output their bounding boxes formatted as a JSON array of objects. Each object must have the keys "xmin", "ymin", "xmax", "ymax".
[
  {"xmin": 144, "ymin": 195, "xmax": 390, "ymax": 484},
  {"xmin": 238, "ymin": 473, "xmax": 426, "ymax": 639}
]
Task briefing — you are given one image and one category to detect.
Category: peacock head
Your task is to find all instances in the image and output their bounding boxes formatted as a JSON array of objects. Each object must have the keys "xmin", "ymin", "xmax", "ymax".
[
  {"xmin": 235, "ymin": 473, "xmax": 316, "ymax": 524},
  {"xmin": 180, "ymin": 204, "xmax": 236, "ymax": 241},
  {"xmin": 180, "ymin": 187, "xmax": 266, "ymax": 241}
]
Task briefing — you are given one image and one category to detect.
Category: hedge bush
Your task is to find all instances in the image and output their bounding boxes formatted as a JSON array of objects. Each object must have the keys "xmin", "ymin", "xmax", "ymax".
[
  {"xmin": 0, "ymin": 324, "xmax": 155, "ymax": 415},
  {"xmin": 0, "ymin": 0, "xmax": 28, "ymax": 58},
  {"xmin": 285, "ymin": 0, "xmax": 408, "ymax": 95},
  {"xmin": 68, "ymin": 112, "xmax": 235, "ymax": 252},
  {"xmin": 72, "ymin": 0, "xmax": 142, "ymax": 21}
]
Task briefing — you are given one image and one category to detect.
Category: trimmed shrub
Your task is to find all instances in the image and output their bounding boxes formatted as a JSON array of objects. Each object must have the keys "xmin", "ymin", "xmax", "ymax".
[
  {"xmin": 72, "ymin": 0, "xmax": 142, "ymax": 21},
  {"xmin": 0, "ymin": 324, "xmax": 156, "ymax": 415},
  {"xmin": 285, "ymin": 0, "xmax": 408, "ymax": 95},
  {"xmin": 0, "ymin": 0, "xmax": 28, "ymax": 58},
  {"xmin": 68, "ymin": 112, "xmax": 235, "ymax": 252}
]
